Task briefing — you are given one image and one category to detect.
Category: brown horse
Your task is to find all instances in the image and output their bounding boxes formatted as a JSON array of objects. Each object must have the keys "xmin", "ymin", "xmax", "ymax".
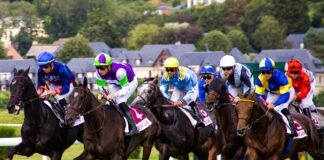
[
  {"xmin": 131, "ymin": 78, "xmax": 217, "ymax": 160},
  {"xmin": 205, "ymin": 78, "xmax": 246, "ymax": 160},
  {"xmin": 235, "ymin": 91, "xmax": 324, "ymax": 160},
  {"xmin": 65, "ymin": 78, "xmax": 160, "ymax": 160}
]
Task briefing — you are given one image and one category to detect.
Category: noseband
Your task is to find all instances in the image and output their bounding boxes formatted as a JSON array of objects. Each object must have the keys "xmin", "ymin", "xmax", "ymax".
[{"xmin": 207, "ymin": 91, "xmax": 233, "ymax": 111}]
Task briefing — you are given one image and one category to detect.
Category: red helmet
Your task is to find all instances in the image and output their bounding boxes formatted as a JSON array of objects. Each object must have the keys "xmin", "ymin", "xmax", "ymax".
[{"xmin": 288, "ymin": 59, "xmax": 302, "ymax": 72}]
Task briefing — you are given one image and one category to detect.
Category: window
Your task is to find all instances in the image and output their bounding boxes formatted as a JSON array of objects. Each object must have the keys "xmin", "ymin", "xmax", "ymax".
[
  {"xmin": 135, "ymin": 59, "xmax": 141, "ymax": 66},
  {"xmin": 300, "ymin": 43, "xmax": 304, "ymax": 49},
  {"xmin": 160, "ymin": 58, "xmax": 165, "ymax": 66},
  {"xmin": 122, "ymin": 59, "xmax": 128, "ymax": 63}
]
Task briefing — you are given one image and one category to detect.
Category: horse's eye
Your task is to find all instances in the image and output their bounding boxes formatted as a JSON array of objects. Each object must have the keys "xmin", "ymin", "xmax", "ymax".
[{"xmin": 147, "ymin": 90, "xmax": 152, "ymax": 94}]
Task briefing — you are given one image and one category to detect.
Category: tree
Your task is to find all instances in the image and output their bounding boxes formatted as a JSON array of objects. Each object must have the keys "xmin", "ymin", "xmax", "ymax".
[
  {"xmin": 57, "ymin": 35, "xmax": 94, "ymax": 63},
  {"xmin": 152, "ymin": 28, "xmax": 177, "ymax": 44},
  {"xmin": 304, "ymin": 28, "xmax": 324, "ymax": 62},
  {"xmin": 314, "ymin": 90, "xmax": 324, "ymax": 107},
  {"xmin": 80, "ymin": 11, "xmax": 121, "ymax": 48},
  {"xmin": 0, "ymin": 42, "xmax": 8, "ymax": 59},
  {"xmin": 227, "ymin": 29, "xmax": 249, "ymax": 53},
  {"xmin": 225, "ymin": 0, "xmax": 251, "ymax": 26},
  {"xmin": 197, "ymin": 3, "xmax": 228, "ymax": 32},
  {"xmin": 176, "ymin": 25, "xmax": 203, "ymax": 44},
  {"xmin": 252, "ymin": 16, "xmax": 286, "ymax": 50},
  {"xmin": 127, "ymin": 24, "xmax": 160, "ymax": 49},
  {"xmin": 11, "ymin": 28, "xmax": 33, "ymax": 56},
  {"xmin": 308, "ymin": 1, "xmax": 324, "ymax": 28},
  {"xmin": 197, "ymin": 29, "xmax": 232, "ymax": 52},
  {"xmin": 270, "ymin": 0, "xmax": 310, "ymax": 34}
]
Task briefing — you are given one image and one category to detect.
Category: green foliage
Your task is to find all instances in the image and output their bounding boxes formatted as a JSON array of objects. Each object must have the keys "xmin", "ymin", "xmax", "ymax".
[
  {"xmin": 224, "ymin": 0, "xmax": 251, "ymax": 26},
  {"xmin": 57, "ymin": 35, "xmax": 94, "ymax": 63},
  {"xmin": 0, "ymin": 91, "xmax": 9, "ymax": 108},
  {"xmin": 308, "ymin": 1, "xmax": 324, "ymax": 28},
  {"xmin": 127, "ymin": 24, "xmax": 160, "ymax": 49},
  {"xmin": 314, "ymin": 90, "xmax": 324, "ymax": 107},
  {"xmin": 0, "ymin": 42, "xmax": 8, "ymax": 59},
  {"xmin": 226, "ymin": 29, "xmax": 249, "ymax": 53},
  {"xmin": 0, "ymin": 126, "xmax": 16, "ymax": 159},
  {"xmin": 152, "ymin": 28, "xmax": 177, "ymax": 44},
  {"xmin": 80, "ymin": 11, "xmax": 121, "ymax": 48},
  {"xmin": 176, "ymin": 25, "xmax": 203, "ymax": 44},
  {"xmin": 197, "ymin": 3, "xmax": 228, "ymax": 32},
  {"xmin": 252, "ymin": 16, "xmax": 286, "ymax": 50},
  {"xmin": 128, "ymin": 147, "xmax": 141, "ymax": 159},
  {"xmin": 11, "ymin": 28, "xmax": 33, "ymax": 56},
  {"xmin": 197, "ymin": 29, "xmax": 232, "ymax": 52},
  {"xmin": 304, "ymin": 28, "xmax": 324, "ymax": 62},
  {"xmin": 270, "ymin": 0, "xmax": 310, "ymax": 34}
]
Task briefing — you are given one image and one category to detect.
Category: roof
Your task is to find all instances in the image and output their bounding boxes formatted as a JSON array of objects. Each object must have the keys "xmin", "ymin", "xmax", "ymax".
[
  {"xmin": 67, "ymin": 58, "xmax": 95, "ymax": 73},
  {"xmin": 25, "ymin": 45, "xmax": 60, "ymax": 58},
  {"xmin": 229, "ymin": 48, "xmax": 249, "ymax": 63},
  {"xmin": 253, "ymin": 49, "xmax": 324, "ymax": 73},
  {"xmin": 0, "ymin": 59, "xmax": 37, "ymax": 72},
  {"xmin": 109, "ymin": 48, "xmax": 127, "ymax": 58},
  {"xmin": 180, "ymin": 51, "xmax": 226, "ymax": 67},
  {"xmin": 5, "ymin": 44, "xmax": 23, "ymax": 60},
  {"xmin": 286, "ymin": 34, "xmax": 306, "ymax": 49},
  {"xmin": 116, "ymin": 50, "xmax": 142, "ymax": 66},
  {"xmin": 88, "ymin": 42, "xmax": 110, "ymax": 56},
  {"xmin": 139, "ymin": 44, "xmax": 196, "ymax": 67}
]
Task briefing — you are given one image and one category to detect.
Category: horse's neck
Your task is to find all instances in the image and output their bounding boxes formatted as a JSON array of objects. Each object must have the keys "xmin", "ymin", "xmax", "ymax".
[
  {"xmin": 84, "ymin": 95, "xmax": 105, "ymax": 130},
  {"xmin": 23, "ymin": 84, "xmax": 44, "ymax": 125},
  {"xmin": 216, "ymin": 104, "xmax": 236, "ymax": 130}
]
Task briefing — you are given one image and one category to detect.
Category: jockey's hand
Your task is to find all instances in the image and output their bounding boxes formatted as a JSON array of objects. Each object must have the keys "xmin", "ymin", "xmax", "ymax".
[
  {"xmin": 40, "ymin": 90, "xmax": 56, "ymax": 99},
  {"xmin": 106, "ymin": 93, "xmax": 116, "ymax": 101},
  {"xmin": 267, "ymin": 103, "xmax": 275, "ymax": 110},
  {"xmin": 232, "ymin": 97, "xmax": 240, "ymax": 103},
  {"xmin": 37, "ymin": 90, "xmax": 43, "ymax": 96}
]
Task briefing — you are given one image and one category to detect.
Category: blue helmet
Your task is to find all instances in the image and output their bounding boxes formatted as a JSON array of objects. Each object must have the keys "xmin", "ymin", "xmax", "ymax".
[
  {"xmin": 259, "ymin": 57, "xmax": 275, "ymax": 71},
  {"xmin": 37, "ymin": 52, "xmax": 55, "ymax": 66},
  {"xmin": 201, "ymin": 65, "xmax": 215, "ymax": 74}
]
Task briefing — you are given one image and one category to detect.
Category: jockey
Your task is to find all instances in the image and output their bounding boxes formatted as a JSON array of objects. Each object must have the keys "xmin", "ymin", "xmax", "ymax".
[
  {"xmin": 198, "ymin": 65, "xmax": 219, "ymax": 102},
  {"xmin": 160, "ymin": 56, "xmax": 205, "ymax": 128},
  {"xmin": 255, "ymin": 57, "xmax": 295, "ymax": 137},
  {"xmin": 219, "ymin": 55, "xmax": 254, "ymax": 103},
  {"xmin": 93, "ymin": 53, "xmax": 138, "ymax": 135},
  {"xmin": 36, "ymin": 51, "xmax": 75, "ymax": 127},
  {"xmin": 286, "ymin": 59, "xmax": 316, "ymax": 119}
]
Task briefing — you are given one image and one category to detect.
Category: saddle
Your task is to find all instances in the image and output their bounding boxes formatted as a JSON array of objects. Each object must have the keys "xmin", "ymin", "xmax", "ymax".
[{"xmin": 42, "ymin": 100, "xmax": 65, "ymax": 122}]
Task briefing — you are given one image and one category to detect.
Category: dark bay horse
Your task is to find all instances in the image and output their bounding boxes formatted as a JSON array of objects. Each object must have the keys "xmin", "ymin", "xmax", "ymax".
[
  {"xmin": 65, "ymin": 78, "xmax": 160, "ymax": 160},
  {"xmin": 6, "ymin": 68, "xmax": 84, "ymax": 160},
  {"xmin": 236, "ymin": 91, "xmax": 324, "ymax": 160},
  {"xmin": 131, "ymin": 78, "xmax": 217, "ymax": 160},
  {"xmin": 205, "ymin": 78, "xmax": 246, "ymax": 160}
]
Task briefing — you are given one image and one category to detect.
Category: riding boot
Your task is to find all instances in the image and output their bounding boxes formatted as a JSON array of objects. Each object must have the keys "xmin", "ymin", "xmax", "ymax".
[
  {"xmin": 119, "ymin": 102, "xmax": 138, "ymax": 136},
  {"xmin": 189, "ymin": 101, "xmax": 205, "ymax": 128},
  {"xmin": 302, "ymin": 108, "xmax": 312, "ymax": 119},
  {"xmin": 58, "ymin": 99, "xmax": 69, "ymax": 128},
  {"xmin": 281, "ymin": 108, "xmax": 295, "ymax": 138}
]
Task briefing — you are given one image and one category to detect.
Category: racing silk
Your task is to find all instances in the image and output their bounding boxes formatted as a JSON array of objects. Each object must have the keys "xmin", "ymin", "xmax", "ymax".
[
  {"xmin": 160, "ymin": 66, "xmax": 198, "ymax": 103},
  {"xmin": 255, "ymin": 69, "xmax": 292, "ymax": 106},
  {"xmin": 37, "ymin": 61, "xmax": 75, "ymax": 94},
  {"xmin": 198, "ymin": 74, "xmax": 219, "ymax": 102},
  {"xmin": 95, "ymin": 62, "xmax": 135, "ymax": 96},
  {"xmin": 286, "ymin": 70, "xmax": 311, "ymax": 100},
  {"xmin": 303, "ymin": 68, "xmax": 315, "ymax": 83},
  {"xmin": 219, "ymin": 63, "xmax": 253, "ymax": 96}
]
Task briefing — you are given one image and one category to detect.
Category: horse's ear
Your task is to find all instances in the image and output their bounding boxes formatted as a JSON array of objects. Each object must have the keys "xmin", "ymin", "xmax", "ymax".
[
  {"xmin": 24, "ymin": 66, "xmax": 30, "ymax": 75},
  {"xmin": 12, "ymin": 68, "xmax": 17, "ymax": 75},
  {"xmin": 153, "ymin": 75, "xmax": 159, "ymax": 84},
  {"xmin": 247, "ymin": 90, "xmax": 255, "ymax": 99},
  {"xmin": 83, "ymin": 77, "xmax": 88, "ymax": 88}
]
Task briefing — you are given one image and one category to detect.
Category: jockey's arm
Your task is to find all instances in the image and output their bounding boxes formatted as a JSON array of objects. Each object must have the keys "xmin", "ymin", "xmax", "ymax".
[
  {"xmin": 115, "ymin": 69, "xmax": 131, "ymax": 97},
  {"xmin": 240, "ymin": 67, "xmax": 253, "ymax": 95},
  {"xmin": 255, "ymin": 76, "xmax": 266, "ymax": 101},
  {"xmin": 159, "ymin": 75, "xmax": 170, "ymax": 99},
  {"xmin": 296, "ymin": 76, "xmax": 311, "ymax": 100},
  {"xmin": 273, "ymin": 76, "xmax": 290, "ymax": 106},
  {"xmin": 198, "ymin": 79, "xmax": 206, "ymax": 102},
  {"xmin": 182, "ymin": 73, "xmax": 197, "ymax": 104}
]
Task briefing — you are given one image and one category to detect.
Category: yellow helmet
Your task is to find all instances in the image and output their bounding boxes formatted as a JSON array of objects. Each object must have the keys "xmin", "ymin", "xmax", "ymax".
[{"xmin": 164, "ymin": 57, "xmax": 179, "ymax": 68}]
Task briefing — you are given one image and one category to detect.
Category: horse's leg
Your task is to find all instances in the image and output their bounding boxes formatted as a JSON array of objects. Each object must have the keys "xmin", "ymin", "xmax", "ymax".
[
  {"xmin": 159, "ymin": 152, "xmax": 171, "ymax": 160},
  {"xmin": 51, "ymin": 152, "xmax": 63, "ymax": 160},
  {"xmin": 245, "ymin": 147, "xmax": 259, "ymax": 160},
  {"xmin": 7, "ymin": 142, "xmax": 35, "ymax": 159},
  {"xmin": 179, "ymin": 154, "xmax": 189, "ymax": 160},
  {"xmin": 142, "ymin": 140, "xmax": 155, "ymax": 160},
  {"xmin": 208, "ymin": 146, "xmax": 218, "ymax": 160}
]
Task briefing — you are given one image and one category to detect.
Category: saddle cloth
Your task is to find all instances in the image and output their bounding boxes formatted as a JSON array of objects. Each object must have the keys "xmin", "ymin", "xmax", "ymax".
[
  {"xmin": 311, "ymin": 112, "xmax": 323, "ymax": 128},
  {"xmin": 44, "ymin": 100, "xmax": 84, "ymax": 127},
  {"xmin": 277, "ymin": 111, "xmax": 307, "ymax": 139},
  {"xmin": 124, "ymin": 107, "xmax": 152, "ymax": 133},
  {"xmin": 179, "ymin": 106, "xmax": 213, "ymax": 128}
]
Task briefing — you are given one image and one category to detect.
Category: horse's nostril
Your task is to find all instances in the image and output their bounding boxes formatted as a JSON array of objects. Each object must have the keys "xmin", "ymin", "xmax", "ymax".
[{"xmin": 237, "ymin": 128, "xmax": 245, "ymax": 136}]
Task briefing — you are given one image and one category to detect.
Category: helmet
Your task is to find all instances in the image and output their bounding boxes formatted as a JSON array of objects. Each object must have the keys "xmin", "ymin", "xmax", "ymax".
[
  {"xmin": 93, "ymin": 53, "xmax": 112, "ymax": 67},
  {"xmin": 220, "ymin": 55, "xmax": 236, "ymax": 67},
  {"xmin": 201, "ymin": 65, "xmax": 215, "ymax": 74},
  {"xmin": 287, "ymin": 59, "xmax": 302, "ymax": 72},
  {"xmin": 37, "ymin": 51, "xmax": 55, "ymax": 66},
  {"xmin": 164, "ymin": 57, "xmax": 179, "ymax": 68},
  {"xmin": 259, "ymin": 57, "xmax": 275, "ymax": 71}
]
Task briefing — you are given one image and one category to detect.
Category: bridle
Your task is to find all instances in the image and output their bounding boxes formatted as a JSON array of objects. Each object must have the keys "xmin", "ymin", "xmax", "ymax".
[
  {"xmin": 236, "ymin": 98, "xmax": 270, "ymax": 137},
  {"xmin": 10, "ymin": 76, "xmax": 40, "ymax": 107},
  {"xmin": 69, "ymin": 87, "xmax": 105, "ymax": 134},
  {"xmin": 206, "ymin": 91, "xmax": 234, "ymax": 111}
]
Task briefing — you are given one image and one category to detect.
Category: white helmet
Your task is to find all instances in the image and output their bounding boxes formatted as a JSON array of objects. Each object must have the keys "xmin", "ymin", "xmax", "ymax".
[{"xmin": 220, "ymin": 55, "xmax": 236, "ymax": 67}]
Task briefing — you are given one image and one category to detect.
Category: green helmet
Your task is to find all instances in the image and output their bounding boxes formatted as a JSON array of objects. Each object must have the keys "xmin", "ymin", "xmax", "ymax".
[{"xmin": 93, "ymin": 53, "xmax": 112, "ymax": 66}]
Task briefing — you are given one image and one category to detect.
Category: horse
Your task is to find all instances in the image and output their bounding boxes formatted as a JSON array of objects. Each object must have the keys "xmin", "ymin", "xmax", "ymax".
[
  {"xmin": 6, "ymin": 68, "xmax": 84, "ymax": 160},
  {"xmin": 235, "ymin": 91, "xmax": 324, "ymax": 160},
  {"xmin": 65, "ymin": 77, "xmax": 160, "ymax": 160},
  {"xmin": 131, "ymin": 77, "xmax": 217, "ymax": 160},
  {"xmin": 205, "ymin": 78, "xmax": 246, "ymax": 160}
]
